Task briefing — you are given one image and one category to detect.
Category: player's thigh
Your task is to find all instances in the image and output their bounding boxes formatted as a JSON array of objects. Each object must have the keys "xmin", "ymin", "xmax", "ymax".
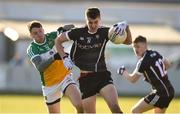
[
  {"xmin": 82, "ymin": 95, "xmax": 96, "ymax": 113},
  {"xmin": 100, "ymin": 84, "xmax": 119, "ymax": 105},
  {"xmin": 132, "ymin": 98, "xmax": 154, "ymax": 113}
]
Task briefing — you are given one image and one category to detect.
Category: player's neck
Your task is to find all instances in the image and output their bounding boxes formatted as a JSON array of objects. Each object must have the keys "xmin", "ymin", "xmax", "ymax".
[{"xmin": 88, "ymin": 30, "xmax": 97, "ymax": 34}]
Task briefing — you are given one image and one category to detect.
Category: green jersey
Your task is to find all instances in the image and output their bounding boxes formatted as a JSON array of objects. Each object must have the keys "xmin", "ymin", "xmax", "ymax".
[
  {"xmin": 27, "ymin": 31, "xmax": 69, "ymax": 86},
  {"xmin": 27, "ymin": 32, "xmax": 57, "ymax": 61}
]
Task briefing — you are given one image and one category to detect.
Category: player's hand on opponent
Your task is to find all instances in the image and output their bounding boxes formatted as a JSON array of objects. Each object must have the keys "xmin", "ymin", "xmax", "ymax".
[
  {"xmin": 117, "ymin": 65, "xmax": 126, "ymax": 75},
  {"xmin": 113, "ymin": 21, "xmax": 127, "ymax": 35},
  {"xmin": 57, "ymin": 24, "xmax": 75, "ymax": 34},
  {"xmin": 62, "ymin": 54, "xmax": 74, "ymax": 70}
]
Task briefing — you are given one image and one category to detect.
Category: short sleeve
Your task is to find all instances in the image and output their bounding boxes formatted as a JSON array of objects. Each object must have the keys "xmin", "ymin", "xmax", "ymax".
[
  {"xmin": 27, "ymin": 45, "xmax": 40, "ymax": 61},
  {"xmin": 66, "ymin": 29, "xmax": 78, "ymax": 41},
  {"xmin": 46, "ymin": 31, "xmax": 58, "ymax": 40}
]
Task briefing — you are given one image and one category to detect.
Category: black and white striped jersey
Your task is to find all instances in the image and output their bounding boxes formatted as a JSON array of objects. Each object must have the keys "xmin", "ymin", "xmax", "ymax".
[
  {"xmin": 136, "ymin": 50, "xmax": 174, "ymax": 97},
  {"xmin": 66, "ymin": 26, "xmax": 109, "ymax": 72}
]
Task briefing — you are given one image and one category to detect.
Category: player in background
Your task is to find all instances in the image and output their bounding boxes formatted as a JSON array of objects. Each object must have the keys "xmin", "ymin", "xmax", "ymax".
[
  {"xmin": 26, "ymin": 20, "xmax": 83, "ymax": 114},
  {"xmin": 117, "ymin": 35, "xmax": 175, "ymax": 114},
  {"xmin": 55, "ymin": 7, "xmax": 132, "ymax": 113}
]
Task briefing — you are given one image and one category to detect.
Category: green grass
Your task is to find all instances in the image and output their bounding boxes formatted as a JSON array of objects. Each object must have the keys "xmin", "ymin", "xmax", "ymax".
[{"xmin": 0, "ymin": 95, "xmax": 179, "ymax": 113}]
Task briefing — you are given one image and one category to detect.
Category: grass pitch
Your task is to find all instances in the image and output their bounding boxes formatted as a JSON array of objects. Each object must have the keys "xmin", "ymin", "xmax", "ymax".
[{"xmin": 0, "ymin": 95, "xmax": 179, "ymax": 113}]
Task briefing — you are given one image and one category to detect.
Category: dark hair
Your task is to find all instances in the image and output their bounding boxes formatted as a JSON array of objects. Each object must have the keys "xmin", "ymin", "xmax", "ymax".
[
  {"xmin": 85, "ymin": 7, "xmax": 100, "ymax": 19},
  {"xmin": 27, "ymin": 20, "xmax": 42, "ymax": 32},
  {"xmin": 133, "ymin": 35, "xmax": 147, "ymax": 43}
]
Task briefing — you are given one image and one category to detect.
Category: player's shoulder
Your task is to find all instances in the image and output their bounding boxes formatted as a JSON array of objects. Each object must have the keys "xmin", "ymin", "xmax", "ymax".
[
  {"xmin": 100, "ymin": 25, "xmax": 109, "ymax": 28},
  {"xmin": 27, "ymin": 41, "xmax": 34, "ymax": 51},
  {"xmin": 68, "ymin": 26, "xmax": 86, "ymax": 32},
  {"xmin": 26, "ymin": 42, "xmax": 38, "ymax": 55},
  {"xmin": 97, "ymin": 26, "xmax": 110, "ymax": 34},
  {"xmin": 45, "ymin": 31, "xmax": 57, "ymax": 39},
  {"xmin": 99, "ymin": 26, "xmax": 109, "ymax": 30},
  {"xmin": 147, "ymin": 50, "xmax": 161, "ymax": 58}
]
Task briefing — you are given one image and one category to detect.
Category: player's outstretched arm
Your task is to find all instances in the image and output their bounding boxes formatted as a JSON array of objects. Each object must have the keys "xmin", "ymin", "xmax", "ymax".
[
  {"xmin": 55, "ymin": 33, "xmax": 74, "ymax": 70},
  {"xmin": 55, "ymin": 33, "xmax": 69, "ymax": 58},
  {"xmin": 117, "ymin": 66, "xmax": 141, "ymax": 83}
]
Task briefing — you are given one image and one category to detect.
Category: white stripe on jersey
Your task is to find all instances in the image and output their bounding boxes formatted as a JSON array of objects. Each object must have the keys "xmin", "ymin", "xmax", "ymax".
[
  {"xmin": 28, "ymin": 47, "xmax": 35, "ymax": 58},
  {"xmin": 150, "ymin": 66, "xmax": 170, "ymax": 96},
  {"xmin": 95, "ymin": 39, "xmax": 107, "ymax": 72},
  {"xmin": 144, "ymin": 71, "xmax": 152, "ymax": 84},
  {"xmin": 30, "ymin": 54, "xmax": 40, "ymax": 61}
]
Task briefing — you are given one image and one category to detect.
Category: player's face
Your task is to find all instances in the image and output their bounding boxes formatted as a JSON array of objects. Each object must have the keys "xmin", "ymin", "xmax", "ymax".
[
  {"xmin": 86, "ymin": 17, "xmax": 101, "ymax": 33},
  {"xmin": 30, "ymin": 27, "xmax": 45, "ymax": 43},
  {"xmin": 133, "ymin": 42, "xmax": 147, "ymax": 58}
]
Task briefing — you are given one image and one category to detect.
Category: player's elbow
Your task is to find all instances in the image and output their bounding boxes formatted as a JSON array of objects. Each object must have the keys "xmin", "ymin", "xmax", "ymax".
[
  {"xmin": 129, "ymin": 77, "xmax": 138, "ymax": 83},
  {"xmin": 36, "ymin": 64, "xmax": 44, "ymax": 72}
]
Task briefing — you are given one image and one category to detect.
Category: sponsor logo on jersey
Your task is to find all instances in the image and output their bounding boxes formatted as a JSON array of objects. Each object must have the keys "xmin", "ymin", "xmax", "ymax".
[{"xmin": 80, "ymin": 37, "xmax": 84, "ymax": 41}]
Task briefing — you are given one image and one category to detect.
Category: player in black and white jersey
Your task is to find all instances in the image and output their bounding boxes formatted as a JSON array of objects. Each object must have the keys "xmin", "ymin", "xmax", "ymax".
[
  {"xmin": 55, "ymin": 7, "xmax": 132, "ymax": 113},
  {"xmin": 117, "ymin": 35, "xmax": 174, "ymax": 114}
]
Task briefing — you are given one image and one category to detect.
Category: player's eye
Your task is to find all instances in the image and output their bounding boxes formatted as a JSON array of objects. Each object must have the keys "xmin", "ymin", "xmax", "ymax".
[
  {"xmin": 88, "ymin": 21, "xmax": 93, "ymax": 24},
  {"xmin": 94, "ymin": 20, "xmax": 98, "ymax": 24},
  {"xmin": 32, "ymin": 32, "xmax": 38, "ymax": 35}
]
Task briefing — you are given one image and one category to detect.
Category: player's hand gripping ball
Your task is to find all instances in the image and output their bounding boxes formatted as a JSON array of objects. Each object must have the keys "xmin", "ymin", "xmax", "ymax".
[{"xmin": 108, "ymin": 21, "xmax": 127, "ymax": 44}]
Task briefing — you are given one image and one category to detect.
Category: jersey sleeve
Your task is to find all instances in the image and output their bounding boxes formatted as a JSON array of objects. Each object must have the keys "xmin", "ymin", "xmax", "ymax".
[
  {"xmin": 46, "ymin": 31, "xmax": 58, "ymax": 40},
  {"xmin": 66, "ymin": 28, "xmax": 79, "ymax": 41},
  {"xmin": 27, "ymin": 44, "xmax": 40, "ymax": 61},
  {"xmin": 155, "ymin": 51, "xmax": 163, "ymax": 59},
  {"xmin": 103, "ymin": 26, "xmax": 110, "ymax": 41}
]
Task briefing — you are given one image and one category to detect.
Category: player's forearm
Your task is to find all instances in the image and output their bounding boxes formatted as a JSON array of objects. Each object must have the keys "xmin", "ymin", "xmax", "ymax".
[
  {"xmin": 123, "ymin": 71, "xmax": 139, "ymax": 83},
  {"xmin": 55, "ymin": 36, "xmax": 67, "ymax": 58}
]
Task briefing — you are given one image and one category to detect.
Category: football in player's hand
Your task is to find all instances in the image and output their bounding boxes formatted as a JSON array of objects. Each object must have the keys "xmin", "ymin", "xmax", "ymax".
[{"xmin": 108, "ymin": 22, "xmax": 127, "ymax": 44}]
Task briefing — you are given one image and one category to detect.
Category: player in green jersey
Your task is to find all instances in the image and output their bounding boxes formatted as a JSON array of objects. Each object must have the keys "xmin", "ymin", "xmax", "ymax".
[{"xmin": 26, "ymin": 20, "xmax": 83, "ymax": 113}]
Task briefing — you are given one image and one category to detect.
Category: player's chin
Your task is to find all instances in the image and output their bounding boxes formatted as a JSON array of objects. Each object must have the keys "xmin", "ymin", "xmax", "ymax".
[
  {"xmin": 137, "ymin": 55, "xmax": 142, "ymax": 59},
  {"xmin": 90, "ymin": 27, "xmax": 98, "ymax": 32}
]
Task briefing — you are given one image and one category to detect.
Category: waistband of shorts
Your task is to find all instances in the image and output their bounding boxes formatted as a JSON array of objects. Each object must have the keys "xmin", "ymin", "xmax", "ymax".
[{"xmin": 79, "ymin": 72, "xmax": 95, "ymax": 79}]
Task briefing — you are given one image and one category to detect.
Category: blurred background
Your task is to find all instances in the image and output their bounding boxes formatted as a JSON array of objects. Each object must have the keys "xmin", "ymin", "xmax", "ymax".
[{"xmin": 0, "ymin": 0, "xmax": 180, "ymax": 112}]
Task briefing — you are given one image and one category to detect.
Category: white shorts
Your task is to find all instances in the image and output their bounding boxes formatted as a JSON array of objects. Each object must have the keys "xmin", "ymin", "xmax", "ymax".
[{"xmin": 42, "ymin": 73, "xmax": 77, "ymax": 104}]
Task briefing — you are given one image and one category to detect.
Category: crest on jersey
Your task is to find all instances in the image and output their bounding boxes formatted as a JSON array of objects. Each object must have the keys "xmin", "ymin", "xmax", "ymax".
[
  {"xmin": 80, "ymin": 37, "xmax": 84, "ymax": 41},
  {"xmin": 87, "ymin": 37, "xmax": 92, "ymax": 43},
  {"xmin": 49, "ymin": 51, "xmax": 54, "ymax": 55}
]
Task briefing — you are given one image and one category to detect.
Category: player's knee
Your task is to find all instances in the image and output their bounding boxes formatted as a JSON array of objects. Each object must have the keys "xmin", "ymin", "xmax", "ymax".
[
  {"xmin": 109, "ymin": 103, "xmax": 122, "ymax": 113},
  {"xmin": 73, "ymin": 102, "xmax": 83, "ymax": 110}
]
